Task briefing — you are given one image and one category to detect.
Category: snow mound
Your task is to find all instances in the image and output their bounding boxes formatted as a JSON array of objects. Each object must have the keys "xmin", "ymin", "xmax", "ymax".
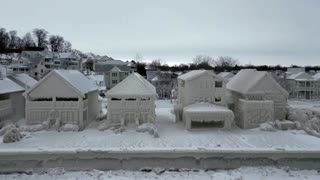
[
  {"xmin": 3, "ymin": 128, "xmax": 23, "ymax": 143},
  {"xmin": 136, "ymin": 123, "xmax": 159, "ymax": 138},
  {"xmin": 259, "ymin": 122, "xmax": 277, "ymax": 132},
  {"xmin": 20, "ymin": 124, "xmax": 46, "ymax": 132},
  {"xmin": 60, "ymin": 124, "xmax": 79, "ymax": 132},
  {"xmin": 304, "ymin": 117, "xmax": 320, "ymax": 138}
]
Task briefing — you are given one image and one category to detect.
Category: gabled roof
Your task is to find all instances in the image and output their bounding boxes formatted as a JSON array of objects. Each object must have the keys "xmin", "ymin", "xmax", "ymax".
[
  {"xmin": 0, "ymin": 78, "xmax": 24, "ymax": 94},
  {"xmin": 218, "ymin": 72, "xmax": 234, "ymax": 79},
  {"xmin": 227, "ymin": 69, "xmax": 288, "ymax": 96},
  {"xmin": 178, "ymin": 70, "xmax": 223, "ymax": 82},
  {"xmin": 287, "ymin": 72, "xmax": 314, "ymax": 81},
  {"xmin": 106, "ymin": 73, "xmax": 156, "ymax": 97},
  {"xmin": 24, "ymin": 70, "xmax": 97, "ymax": 97},
  {"xmin": 313, "ymin": 72, "xmax": 320, "ymax": 80},
  {"xmin": 8, "ymin": 74, "xmax": 37, "ymax": 89}
]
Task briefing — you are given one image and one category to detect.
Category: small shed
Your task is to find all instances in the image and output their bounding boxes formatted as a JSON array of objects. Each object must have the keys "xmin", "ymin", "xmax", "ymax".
[
  {"xmin": 24, "ymin": 70, "xmax": 99, "ymax": 130},
  {"xmin": 106, "ymin": 73, "xmax": 157, "ymax": 126},
  {"xmin": 227, "ymin": 69, "xmax": 288, "ymax": 128}
]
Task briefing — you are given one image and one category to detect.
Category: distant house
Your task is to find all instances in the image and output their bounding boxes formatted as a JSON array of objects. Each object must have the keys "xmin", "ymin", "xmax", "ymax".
[
  {"xmin": 106, "ymin": 73, "xmax": 157, "ymax": 126},
  {"xmin": 227, "ymin": 69, "xmax": 288, "ymax": 128},
  {"xmin": 218, "ymin": 72, "xmax": 234, "ymax": 81},
  {"xmin": 24, "ymin": 70, "xmax": 99, "ymax": 130},
  {"xmin": 286, "ymin": 72, "xmax": 318, "ymax": 99},
  {"xmin": 10, "ymin": 51, "xmax": 81, "ymax": 80},
  {"xmin": 174, "ymin": 70, "xmax": 234, "ymax": 130},
  {"xmin": 94, "ymin": 60, "xmax": 136, "ymax": 90},
  {"xmin": 148, "ymin": 71, "xmax": 178, "ymax": 99}
]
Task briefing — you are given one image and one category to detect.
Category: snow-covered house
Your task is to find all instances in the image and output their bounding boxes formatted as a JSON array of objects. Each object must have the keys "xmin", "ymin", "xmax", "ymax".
[
  {"xmin": 174, "ymin": 70, "xmax": 234, "ymax": 130},
  {"xmin": 106, "ymin": 73, "xmax": 157, "ymax": 126},
  {"xmin": 149, "ymin": 71, "xmax": 178, "ymax": 99},
  {"xmin": 286, "ymin": 72, "xmax": 318, "ymax": 99},
  {"xmin": 24, "ymin": 70, "xmax": 99, "ymax": 130},
  {"xmin": 218, "ymin": 72, "xmax": 234, "ymax": 81},
  {"xmin": 0, "ymin": 70, "xmax": 25, "ymax": 120},
  {"xmin": 11, "ymin": 51, "xmax": 81, "ymax": 80},
  {"xmin": 227, "ymin": 69, "xmax": 288, "ymax": 128}
]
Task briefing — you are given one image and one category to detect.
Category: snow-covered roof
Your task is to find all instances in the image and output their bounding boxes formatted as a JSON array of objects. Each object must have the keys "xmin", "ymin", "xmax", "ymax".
[
  {"xmin": 287, "ymin": 72, "xmax": 314, "ymax": 81},
  {"xmin": 178, "ymin": 70, "xmax": 207, "ymax": 81},
  {"xmin": 218, "ymin": 72, "xmax": 234, "ymax": 79},
  {"xmin": 0, "ymin": 78, "xmax": 24, "ymax": 94},
  {"xmin": 8, "ymin": 74, "xmax": 37, "ymax": 89},
  {"xmin": 25, "ymin": 70, "xmax": 98, "ymax": 97},
  {"xmin": 313, "ymin": 73, "xmax": 320, "ymax": 80},
  {"xmin": 54, "ymin": 70, "xmax": 98, "ymax": 94},
  {"xmin": 106, "ymin": 73, "xmax": 156, "ymax": 97},
  {"xmin": 227, "ymin": 69, "xmax": 288, "ymax": 96},
  {"xmin": 184, "ymin": 103, "xmax": 233, "ymax": 113}
]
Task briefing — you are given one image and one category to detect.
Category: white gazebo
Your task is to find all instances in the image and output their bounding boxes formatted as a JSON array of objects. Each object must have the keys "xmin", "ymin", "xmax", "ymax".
[
  {"xmin": 106, "ymin": 73, "xmax": 157, "ymax": 126},
  {"xmin": 24, "ymin": 70, "xmax": 99, "ymax": 130}
]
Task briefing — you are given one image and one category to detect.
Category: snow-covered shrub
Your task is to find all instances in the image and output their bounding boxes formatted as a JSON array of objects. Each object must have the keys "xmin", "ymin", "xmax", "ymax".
[
  {"xmin": 3, "ymin": 128, "xmax": 23, "ymax": 143},
  {"xmin": 304, "ymin": 117, "xmax": 320, "ymax": 138},
  {"xmin": 259, "ymin": 122, "xmax": 277, "ymax": 132},
  {"xmin": 60, "ymin": 124, "xmax": 79, "ymax": 132},
  {"xmin": 136, "ymin": 123, "xmax": 159, "ymax": 138},
  {"xmin": 0, "ymin": 123, "xmax": 17, "ymax": 136}
]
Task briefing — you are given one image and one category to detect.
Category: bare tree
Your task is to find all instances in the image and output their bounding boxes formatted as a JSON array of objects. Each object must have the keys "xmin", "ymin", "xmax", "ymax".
[
  {"xmin": 8, "ymin": 30, "xmax": 19, "ymax": 49},
  {"xmin": 22, "ymin": 32, "xmax": 35, "ymax": 48},
  {"xmin": 193, "ymin": 55, "xmax": 215, "ymax": 66},
  {"xmin": 149, "ymin": 59, "xmax": 164, "ymax": 70},
  {"xmin": 33, "ymin": 28, "xmax": 48, "ymax": 49},
  {"xmin": 49, "ymin": 35, "xmax": 64, "ymax": 52},
  {"xmin": 62, "ymin": 41, "xmax": 72, "ymax": 52},
  {"xmin": 216, "ymin": 56, "xmax": 239, "ymax": 67},
  {"xmin": 0, "ymin": 28, "xmax": 10, "ymax": 51}
]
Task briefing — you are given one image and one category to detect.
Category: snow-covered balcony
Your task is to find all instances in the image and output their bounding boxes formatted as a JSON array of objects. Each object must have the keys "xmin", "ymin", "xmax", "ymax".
[
  {"xmin": 26, "ymin": 98, "xmax": 88, "ymax": 110},
  {"xmin": 108, "ymin": 98, "xmax": 154, "ymax": 110}
]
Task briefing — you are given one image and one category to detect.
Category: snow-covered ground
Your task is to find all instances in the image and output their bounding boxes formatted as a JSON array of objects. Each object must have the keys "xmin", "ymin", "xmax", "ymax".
[
  {"xmin": 288, "ymin": 100, "xmax": 320, "ymax": 113},
  {"xmin": 1, "ymin": 167, "xmax": 319, "ymax": 180},
  {"xmin": 0, "ymin": 100, "xmax": 320, "ymax": 153}
]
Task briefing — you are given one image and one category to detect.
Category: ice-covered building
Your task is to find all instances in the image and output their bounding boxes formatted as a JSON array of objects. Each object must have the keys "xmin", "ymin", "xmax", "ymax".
[
  {"xmin": 174, "ymin": 70, "xmax": 234, "ymax": 130},
  {"xmin": 24, "ymin": 70, "xmax": 99, "ymax": 130},
  {"xmin": 0, "ymin": 67, "xmax": 36, "ymax": 120},
  {"xmin": 106, "ymin": 73, "xmax": 157, "ymax": 126},
  {"xmin": 227, "ymin": 69, "xmax": 288, "ymax": 129},
  {"xmin": 286, "ymin": 72, "xmax": 318, "ymax": 99},
  {"xmin": 218, "ymin": 72, "xmax": 235, "ymax": 81}
]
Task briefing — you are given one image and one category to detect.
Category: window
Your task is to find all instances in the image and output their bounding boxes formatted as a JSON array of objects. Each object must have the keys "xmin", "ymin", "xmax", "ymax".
[
  {"xmin": 125, "ymin": 98, "xmax": 136, "ymax": 101},
  {"xmin": 215, "ymin": 97, "xmax": 221, "ymax": 102},
  {"xmin": 35, "ymin": 72, "xmax": 38, "ymax": 76},
  {"xmin": 41, "ymin": 69, "xmax": 44, "ymax": 73},
  {"xmin": 56, "ymin": 97, "xmax": 78, "ymax": 101},
  {"xmin": 125, "ymin": 72, "xmax": 129, "ymax": 76},
  {"xmin": 13, "ymin": 68, "xmax": 17, "ymax": 71},
  {"xmin": 32, "ymin": 98, "xmax": 52, "ymax": 101},
  {"xmin": 112, "ymin": 73, "xmax": 117, "ymax": 77},
  {"xmin": 111, "ymin": 98, "xmax": 121, "ymax": 101},
  {"xmin": 112, "ymin": 80, "xmax": 118, "ymax": 84},
  {"xmin": 34, "ymin": 65, "xmax": 37, "ymax": 68},
  {"xmin": 215, "ymin": 81, "xmax": 223, "ymax": 88}
]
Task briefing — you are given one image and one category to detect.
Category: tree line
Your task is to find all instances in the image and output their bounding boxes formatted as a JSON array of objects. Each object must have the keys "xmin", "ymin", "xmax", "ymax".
[
  {"xmin": 135, "ymin": 54, "xmax": 320, "ymax": 74},
  {"xmin": 0, "ymin": 28, "xmax": 72, "ymax": 53}
]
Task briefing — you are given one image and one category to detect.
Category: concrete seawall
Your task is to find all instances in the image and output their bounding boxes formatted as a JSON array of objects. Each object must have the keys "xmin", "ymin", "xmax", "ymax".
[{"xmin": 1, "ymin": 150, "xmax": 320, "ymax": 172}]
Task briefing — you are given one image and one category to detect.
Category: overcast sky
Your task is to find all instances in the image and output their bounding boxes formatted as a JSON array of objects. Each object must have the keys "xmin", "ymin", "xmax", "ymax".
[{"xmin": 1, "ymin": 0, "xmax": 320, "ymax": 66}]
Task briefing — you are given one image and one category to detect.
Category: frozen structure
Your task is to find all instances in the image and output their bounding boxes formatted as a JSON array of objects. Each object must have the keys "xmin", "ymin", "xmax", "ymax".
[
  {"xmin": 174, "ymin": 70, "xmax": 234, "ymax": 130},
  {"xmin": 0, "ymin": 67, "xmax": 37, "ymax": 120},
  {"xmin": 106, "ymin": 73, "xmax": 157, "ymax": 126},
  {"xmin": 218, "ymin": 72, "xmax": 235, "ymax": 82},
  {"xmin": 227, "ymin": 69, "xmax": 288, "ymax": 129},
  {"xmin": 286, "ymin": 72, "xmax": 318, "ymax": 100},
  {"xmin": 24, "ymin": 70, "xmax": 99, "ymax": 130}
]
